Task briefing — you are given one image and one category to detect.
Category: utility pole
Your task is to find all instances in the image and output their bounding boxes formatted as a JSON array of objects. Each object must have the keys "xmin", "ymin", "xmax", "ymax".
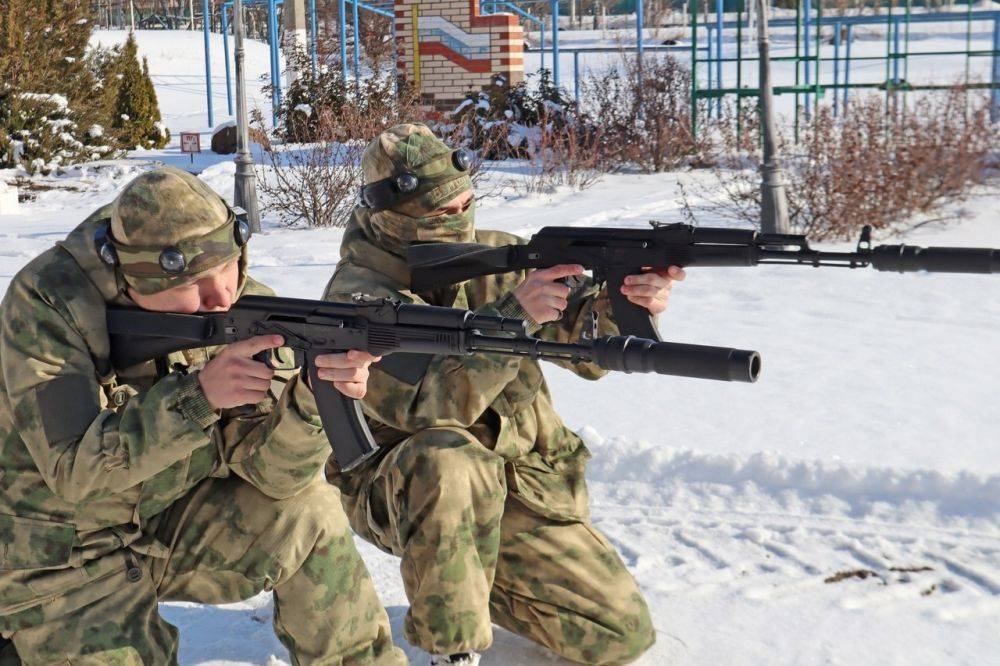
[
  {"xmin": 130, "ymin": 0, "xmax": 136, "ymax": 30},
  {"xmin": 190, "ymin": 0, "xmax": 196, "ymax": 29},
  {"xmin": 233, "ymin": 0, "xmax": 262, "ymax": 232},
  {"xmin": 756, "ymin": 0, "xmax": 790, "ymax": 234}
]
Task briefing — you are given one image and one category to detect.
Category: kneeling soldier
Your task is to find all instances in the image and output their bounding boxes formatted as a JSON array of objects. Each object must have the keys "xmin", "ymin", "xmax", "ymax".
[
  {"xmin": 324, "ymin": 124, "xmax": 684, "ymax": 665},
  {"xmin": 0, "ymin": 167, "xmax": 406, "ymax": 665}
]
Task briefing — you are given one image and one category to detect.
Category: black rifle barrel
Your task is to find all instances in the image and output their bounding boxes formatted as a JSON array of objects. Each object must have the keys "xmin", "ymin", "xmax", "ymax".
[
  {"xmin": 870, "ymin": 245, "xmax": 1000, "ymax": 274},
  {"xmin": 470, "ymin": 334, "xmax": 761, "ymax": 383}
]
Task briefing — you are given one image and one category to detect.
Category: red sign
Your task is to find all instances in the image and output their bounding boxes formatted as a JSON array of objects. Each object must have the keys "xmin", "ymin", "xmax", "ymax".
[{"xmin": 180, "ymin": 132, "xmax": 201, "ymax": 154}]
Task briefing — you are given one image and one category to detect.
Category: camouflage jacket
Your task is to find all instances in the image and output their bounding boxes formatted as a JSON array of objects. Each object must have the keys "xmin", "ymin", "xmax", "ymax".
[
  {"xmin": 323, "ymin": 209, "xmax": 622, "ymax": 516},
  {"xmin": 0, "ymin": 207, "xmax": 329, "ymax": 618}
]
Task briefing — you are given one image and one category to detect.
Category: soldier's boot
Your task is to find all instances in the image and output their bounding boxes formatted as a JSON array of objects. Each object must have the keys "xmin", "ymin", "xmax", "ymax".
[
  {"xmin": 375, "ymin": 427, "xmax": 507, "ymax": 656},
  {"xmin": 155, "ymin": 475, "xmax": 406, "ymax": 665},
  {"xmin": 430, "ymin": 652, "xmax": 480, "ymax": 666}
]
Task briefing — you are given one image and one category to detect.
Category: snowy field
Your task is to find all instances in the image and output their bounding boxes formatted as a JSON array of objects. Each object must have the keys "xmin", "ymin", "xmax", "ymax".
[{"xmin": 0, "ymin": 26, "xmax": 996, "ymax": 666}]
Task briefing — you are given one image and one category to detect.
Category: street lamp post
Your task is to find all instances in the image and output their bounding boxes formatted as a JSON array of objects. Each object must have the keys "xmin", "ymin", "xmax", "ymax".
[
  {"xmin": 233, "ymin": 0, "xmax": 262, "ymax": 232},
  {"xmin": 756, "ymin": 0, "xmax": 790, "ymax": 234}
]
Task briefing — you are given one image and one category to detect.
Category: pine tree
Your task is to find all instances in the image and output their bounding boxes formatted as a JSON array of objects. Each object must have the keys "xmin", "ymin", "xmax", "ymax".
[
  {"xmin": 110, "ymin": 32, "xmax": 169, "ymax": 150},
  {"xmin": 0, "ymin": 0, "xmax": 117, "ymax": 171},
  {"xmin": 142, "ymin": 57, "xmax": 170, "ymax": 149}
]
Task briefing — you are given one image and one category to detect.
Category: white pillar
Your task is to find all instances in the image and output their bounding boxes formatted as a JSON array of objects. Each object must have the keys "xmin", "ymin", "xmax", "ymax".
[{"xmin": 283, "ymin": 0, "xmax": 309, "ymax": 85}]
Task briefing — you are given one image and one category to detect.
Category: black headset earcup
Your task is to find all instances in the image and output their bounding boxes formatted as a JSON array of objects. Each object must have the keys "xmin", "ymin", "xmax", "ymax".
[
  {"xmin": 452, "ymin": 149, "xmax": 472, "ymax": 172},
  {"xmin": 98, "ymin": 240, "xmax": 118, "ymax": 266},
  {"xmin": 159, "ymin": 248, "xmax": 187, "ymax": 274},
  {"xmin": 95, "ymin": 222, "xmax": 119, "ymax": 266},
  {"xmin": 395, "ymin": 172, "xmax": 419, "ymax": 193},
  {"xmin": 235, "ymin": 218, "xmax": 252, "ymax": 246}
]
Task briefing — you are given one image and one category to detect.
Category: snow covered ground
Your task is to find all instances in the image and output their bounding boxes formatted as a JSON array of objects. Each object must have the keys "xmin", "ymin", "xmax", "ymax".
[{"xmin": 0, "ymin": 25, "xmax": 996, "ymax": 666}]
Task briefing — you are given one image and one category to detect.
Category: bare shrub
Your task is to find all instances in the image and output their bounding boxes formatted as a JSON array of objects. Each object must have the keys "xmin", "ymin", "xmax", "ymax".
[
  {"xmin": 357, "ymin": 12, "xmax": 396, "ymax": 72},
  {"xmin": 435, "ymin": 116, "xmax": 506, "ymax": 195},
  {"xmin": 681, "ymin": 89, "xmax": 999, "ymax": 240},
  {"xmin": 254, "ymin": 107, "xmax": 364, "ymax": 229},
  {"xmin": 511, "ymin": 104, "xmax": 605, "ymax": 196},
  {"xmin": 582, "ymin": 53, "xmax": 710, "ymax": 172},
  {"xmin": 712, "ymin": 98, "xmax": 764, "ymax": 162},
  {"xmin": 256, "ymin": 50, "xmax": 443, "ymax": 228}
]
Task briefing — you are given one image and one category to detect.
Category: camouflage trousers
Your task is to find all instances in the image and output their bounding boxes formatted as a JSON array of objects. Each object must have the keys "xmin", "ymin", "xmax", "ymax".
[
  {"xmin": 1, "ymin": 476, "xmax": 406, "ymax": 665},
  {"xmin": 338, "ymin": 427, "xmax": 655, "ymax": 665}
]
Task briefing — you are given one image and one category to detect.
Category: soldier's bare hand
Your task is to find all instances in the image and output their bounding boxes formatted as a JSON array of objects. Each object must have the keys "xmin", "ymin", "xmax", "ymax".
[
  {"xmin": 312, "ymin": 350, "xmax": 381, "ymax": 400},
  {"xmin": 199, "ymin": 335, "xmax": 283, "ymax": 410},
  {"xmin": 513, "ymin": 264, "xmax": 585, "ymax": 324},
  {"xmin": 621, "ymin": 266, "xmax": 686, "ymax": 316}
]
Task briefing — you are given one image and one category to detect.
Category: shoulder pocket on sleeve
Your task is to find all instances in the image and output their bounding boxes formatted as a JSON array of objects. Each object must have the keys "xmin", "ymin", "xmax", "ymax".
[{"xmin": 35, "ymin": 374, "xmax": 100, "ymax": 444}]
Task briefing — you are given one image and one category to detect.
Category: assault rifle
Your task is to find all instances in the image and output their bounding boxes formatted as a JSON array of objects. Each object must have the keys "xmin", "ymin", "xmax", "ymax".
[
  {"xmin": 407, "ymin": 223, "xmax": 1000, "ymax": 341},
  {"xmin": 106, "ymin": 294, "xmax": 761, "ymax": 471}
]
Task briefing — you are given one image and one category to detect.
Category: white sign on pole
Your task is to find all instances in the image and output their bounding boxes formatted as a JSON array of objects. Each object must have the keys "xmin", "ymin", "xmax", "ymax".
[{"xmin": 180, "ymin": 132, "xmax": 202, "ymax": 165}]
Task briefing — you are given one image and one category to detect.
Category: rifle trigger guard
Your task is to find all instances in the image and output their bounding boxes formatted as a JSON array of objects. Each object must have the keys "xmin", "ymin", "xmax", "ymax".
[
  {"xmin": 252, "ymin": 322, "xmax": 312, "ymax": 352},
  {"xmin": 253, "ymin": 349, "xmax": 279, "ymax": 370}
]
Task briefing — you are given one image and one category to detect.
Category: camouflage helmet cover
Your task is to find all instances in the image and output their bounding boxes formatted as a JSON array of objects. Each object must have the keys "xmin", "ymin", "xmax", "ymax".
[
  {"xmin": 361, "ymin": 123, "xmax": 472, "ymax": 215},
  {"xmin": 109, "ymin": 166, "xmax": 245, "ymax": 295}
]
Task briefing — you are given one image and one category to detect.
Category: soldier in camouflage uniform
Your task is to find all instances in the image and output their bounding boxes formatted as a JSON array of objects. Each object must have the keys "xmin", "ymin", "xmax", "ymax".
[
  {"xmin": 0, "ymin": 167, "xmax": 407, "ymax": 665},
  {"xmin": 323, "ymin": 124, "xmax": 686, "ymax": 665}
]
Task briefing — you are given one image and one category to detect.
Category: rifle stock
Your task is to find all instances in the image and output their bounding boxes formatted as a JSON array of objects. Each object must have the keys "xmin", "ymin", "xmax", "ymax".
[{"xmin": 408, "ymin": 243, "xmax": 516, "ymax": 291}]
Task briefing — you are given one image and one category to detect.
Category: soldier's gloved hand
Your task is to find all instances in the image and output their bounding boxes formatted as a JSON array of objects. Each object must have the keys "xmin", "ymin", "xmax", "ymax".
[
  {"xmin": 199, "ymin": 335, "xmax": 284, "ymax": 409},
  {"xmin": 311, "ymin": 350, "xmax": 382, "ymax": 400},
  {"xmin": 621, "ymin": 266, "xmax": 686, "ymax": 316},
  {"xmin": 513, "ymin": 264, "xmax": 585, "ymax": 324}
]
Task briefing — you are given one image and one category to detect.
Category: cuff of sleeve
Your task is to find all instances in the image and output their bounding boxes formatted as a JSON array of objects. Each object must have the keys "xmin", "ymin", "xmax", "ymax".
[
  {"xmin": 492, "ymin": 292, "xmax": 541, "ymax": 334},
  {"xmin": 176, "ymin": 372, "xmax": 221, "ymax": 429}
]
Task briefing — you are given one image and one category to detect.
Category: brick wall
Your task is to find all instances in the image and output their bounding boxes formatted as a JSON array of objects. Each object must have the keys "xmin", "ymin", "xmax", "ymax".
[{"xmin": 394, "ymin": 0, "xmax": 524, "ymax": 111}]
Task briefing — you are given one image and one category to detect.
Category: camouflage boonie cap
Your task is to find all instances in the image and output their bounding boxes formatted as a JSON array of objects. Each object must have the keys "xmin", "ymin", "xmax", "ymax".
[
  {"xmin": 110, "ymin": 167, "xmax": 243, "ymax": 295},
  {"xmin": 362, "ymin": 123, "xmax": 472, "ymax": 214}
]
